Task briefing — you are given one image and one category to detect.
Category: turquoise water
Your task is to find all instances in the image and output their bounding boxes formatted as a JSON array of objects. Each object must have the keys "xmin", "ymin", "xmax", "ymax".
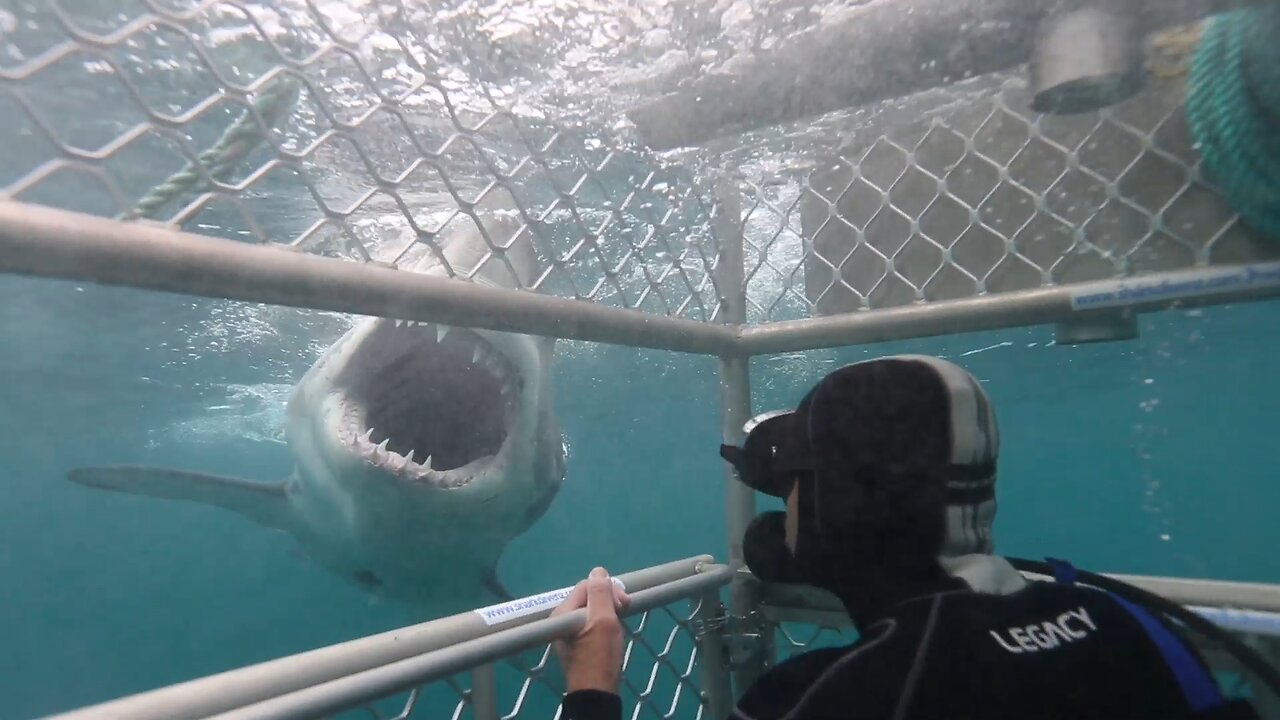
[{"xmin": 3, "ymin": 266, "xmax": 1278, "ymax": 717}]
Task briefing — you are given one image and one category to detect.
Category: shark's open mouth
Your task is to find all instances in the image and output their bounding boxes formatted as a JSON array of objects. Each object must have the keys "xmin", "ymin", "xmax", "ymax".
[{"xmin": 338, "ymin": 319, "xmax": 518, "ymax": 485}]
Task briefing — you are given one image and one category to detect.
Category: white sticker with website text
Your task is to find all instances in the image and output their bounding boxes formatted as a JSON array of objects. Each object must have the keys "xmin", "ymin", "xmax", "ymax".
[
  {"xmin": 1069, "ymin": 262, "xmax": 1280, "ymax": 310},
  {"xmin": 474, "ymin": 577, "xmax": 627, "ymax": 626}
]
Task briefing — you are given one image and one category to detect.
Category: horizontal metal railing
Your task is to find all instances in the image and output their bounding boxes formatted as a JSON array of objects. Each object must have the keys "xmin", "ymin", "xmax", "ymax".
[
  {"xmin": 734, "ymin": 263, "xmax": 1280, "ymax": 355},
  {"xmin": 48, "ymin": 556, "xmax": 729, "ymax": 720},
  {"xmin": 212, "ymin": 566, "xmax": 733, "ymax": 720},
  {"xmin": 0, "ymin": 202, "xmax": 736, "ymax": 356},
  {"xmin": 753, "ymin": 568, "xmax": 1280, "ymax": 627},
  {"xmin": 4, "ymin": 201, "xmax": 1280, "ymax": 359}
]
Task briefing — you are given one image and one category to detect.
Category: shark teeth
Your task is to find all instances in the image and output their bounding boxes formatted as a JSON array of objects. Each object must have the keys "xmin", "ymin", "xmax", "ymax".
[
  {"xmin": 355, "ymin": 430, "xmax": 443, "ymax": 476},
  {"xmin": 382, "ymin": 318, "xmax": 432, "ymax": 330},
  {"xmin": 382, "ymin": 318, "xmax": 516, "ymax": 385},
  {"xmin": 350, "ymin": 319, "xmax": 520, "ymax": 483},
  {"xmin": 351, "ymin": 426, "xmax": 485, "ymax": 487}
]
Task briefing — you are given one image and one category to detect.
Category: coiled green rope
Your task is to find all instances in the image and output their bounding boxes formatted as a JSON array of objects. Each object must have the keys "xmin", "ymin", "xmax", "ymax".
[
  {"xmin": 130, "ymin": 76, "xmax": 301, "ymax": 220},
  {"xmin": 1186, "ymin": 4, "xmax": 1280, "ymax": 240}
]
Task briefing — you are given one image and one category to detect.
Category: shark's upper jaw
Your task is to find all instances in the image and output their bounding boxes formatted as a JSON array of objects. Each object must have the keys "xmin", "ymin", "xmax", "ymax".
[{"xmin": 333, "ymin": 319, "xmax": 523, "ymax": 487}]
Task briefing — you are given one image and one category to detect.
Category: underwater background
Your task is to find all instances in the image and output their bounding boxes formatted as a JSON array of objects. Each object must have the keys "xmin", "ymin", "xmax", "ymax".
[
  {"xmin": 1, "ymin": 0, "xmax": 1278, "ymax": 717},
  {"xmin": 4, "ymin": 272, "xmax": 1277, "ymax": 717}
]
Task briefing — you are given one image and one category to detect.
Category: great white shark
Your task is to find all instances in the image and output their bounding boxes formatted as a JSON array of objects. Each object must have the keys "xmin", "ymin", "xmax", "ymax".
[{"xmin": 69, "ymin": 215, "xmax": 566, "ymax": 615}]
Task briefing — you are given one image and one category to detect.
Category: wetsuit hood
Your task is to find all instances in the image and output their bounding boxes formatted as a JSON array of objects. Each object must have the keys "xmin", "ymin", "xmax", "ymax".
[{"xmin": 736, "ymin": 356, "xmax": 1022, "ymax": 624}]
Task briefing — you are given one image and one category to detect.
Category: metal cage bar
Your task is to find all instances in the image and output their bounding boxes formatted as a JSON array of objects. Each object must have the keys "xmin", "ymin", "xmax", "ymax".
[
  {"xmin": 757, "ymin": 571, "xmax": 1280, "ymax": 624},
  {"xmin": 712, "ymin": 178, "xmax": 771, "ymax": 694},
  {"xmin": 0, "ymin": 201, "xmax": 736, "ymax": 355},
  {"xmin": 47, "ymin": 556, "xmax": 720, "ymax": 720},
  {"xmin": 5, "ymin": 199, "xmax": 1280, "ymax": 362},
  {"xmin": 204, "ymin": 567, "xmax": 733, "ymax": 720},
  {"xmin": 471, "ymin": 664, "xmax": 499, "ymax": 720},
  {"xmin": 693, "ymin": 587, "xmax": 734, "ymax": 720},
  {"xmin": 736, "ymin": 261, "xmax": 1280, "ymax": 356}
]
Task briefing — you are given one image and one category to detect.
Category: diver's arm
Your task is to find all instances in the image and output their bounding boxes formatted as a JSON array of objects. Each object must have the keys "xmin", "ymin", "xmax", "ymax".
[
  {"xmin": 560, "ymin": 690, "xmax": 623, "ymax": 720},
  {"xmin": 552, "ymin": 569, "xmax": 632, "ymax": 720}
]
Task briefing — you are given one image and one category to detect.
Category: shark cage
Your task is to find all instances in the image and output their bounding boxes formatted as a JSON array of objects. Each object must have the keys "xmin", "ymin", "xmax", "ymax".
[{"xmin": 1, "ymin": 0, "xmax": 1279, "ymax": 718}]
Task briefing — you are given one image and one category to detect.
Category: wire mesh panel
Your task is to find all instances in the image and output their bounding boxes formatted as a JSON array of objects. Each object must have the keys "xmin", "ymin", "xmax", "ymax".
[
  {"xmin": 738, "ymin": 42, "xmax": 1280, "ymax": 323},
  {"xmin": 340, "ymin": 675, "xmax": 476, "ymax": 720},
  {"xmin": 0, "ymin": 0, "xmax": 724, "ymax": 320},
  {"xmin": 331, "ymin": 652, "xmax": 566, "ymax": 720},
  {"xmin": 328, "ymin": 598, "xmax": 713, "ymax": 720},
  {"xmin": 619, "ymin": 601, "xmax": 708, "ymax": 720}
]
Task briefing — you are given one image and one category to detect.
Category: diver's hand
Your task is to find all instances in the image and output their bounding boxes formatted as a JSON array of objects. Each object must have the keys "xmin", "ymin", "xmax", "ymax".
[{"xmin": 551, "ymin": 567, "xmax": 631, "ymax": 694}]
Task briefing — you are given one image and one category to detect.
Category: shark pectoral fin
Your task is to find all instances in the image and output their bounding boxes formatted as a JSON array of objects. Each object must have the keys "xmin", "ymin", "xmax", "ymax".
[
  {"xmin": 484, "ymin": 563, "xmax": 514, "ymax": 602},
  {"xmin": 538, "ymin": 335, "xmax": 556, "ymax": 356},
  {"xmin": 68, "ymin": 465, "xmax": 293, "ymax": 531}
]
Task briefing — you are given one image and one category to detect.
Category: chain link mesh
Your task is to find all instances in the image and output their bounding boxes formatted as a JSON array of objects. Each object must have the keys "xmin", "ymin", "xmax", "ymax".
[
  {"xmin": 739, "ymin": 55, "xmax": 1280, "ymax": 323},
  {"xmin": 0, "ymin": 0, "xmax": 724, "ymax": 320},
  {"xmin": 336, "ymin": 596, "xmax": 713, "ymax": 720},
  {"xmin": 5, "ymin": 4, "xmax": 1275, "ymax": 330}
]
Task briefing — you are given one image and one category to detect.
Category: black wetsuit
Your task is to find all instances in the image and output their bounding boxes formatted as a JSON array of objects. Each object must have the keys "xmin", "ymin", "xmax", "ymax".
[{"xmin": 561, "ymin": 581, "xmax": 1258, "ymax": 720}]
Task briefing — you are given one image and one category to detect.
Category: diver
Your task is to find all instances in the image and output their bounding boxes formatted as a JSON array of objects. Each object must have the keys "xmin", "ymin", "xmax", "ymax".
[{"xmin": 552, "ymin": 355, "xmax": 1265, "ymax": 719}]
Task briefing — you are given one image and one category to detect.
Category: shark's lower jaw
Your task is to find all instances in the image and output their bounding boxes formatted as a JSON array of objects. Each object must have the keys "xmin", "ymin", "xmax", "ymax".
[{"xmin": 335, "ymin": 319, "xmax": 521, "ymax": 488}]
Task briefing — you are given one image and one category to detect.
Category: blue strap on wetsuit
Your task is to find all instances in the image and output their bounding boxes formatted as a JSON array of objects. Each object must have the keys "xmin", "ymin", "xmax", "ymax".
[{"xmin": 1047, "ymin": 558, "xmax": 1227, "ymax": 714}]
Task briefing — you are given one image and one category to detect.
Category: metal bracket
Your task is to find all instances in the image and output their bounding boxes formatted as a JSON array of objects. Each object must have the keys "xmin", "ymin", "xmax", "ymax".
[{"xmin": 692, "ymin": 609, "xmax": 770, "ymax": 670}]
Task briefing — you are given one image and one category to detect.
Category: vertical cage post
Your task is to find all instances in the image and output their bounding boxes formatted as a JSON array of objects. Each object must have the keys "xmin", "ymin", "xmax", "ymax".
[
  {"xmin": 714, "ymin": 177, "xmax": 748, "ymax": 328},
  {"xmin": 693, "ymin": 588, "xmax": 734, "ymax": 720},
  {"xmin": 714, "ymin": 178, "xmax": 752, "ymax": 571},
  {"xmin": 718, "ymin": 355, "xmax": 753, "ymax": 594},
  {"xmin": 714, "ymin": 178, "xmax": 768, "ymax": 695},
  {"xmin": 471, "ymin": 663, "xmax": 499, "ymax": 720}
]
